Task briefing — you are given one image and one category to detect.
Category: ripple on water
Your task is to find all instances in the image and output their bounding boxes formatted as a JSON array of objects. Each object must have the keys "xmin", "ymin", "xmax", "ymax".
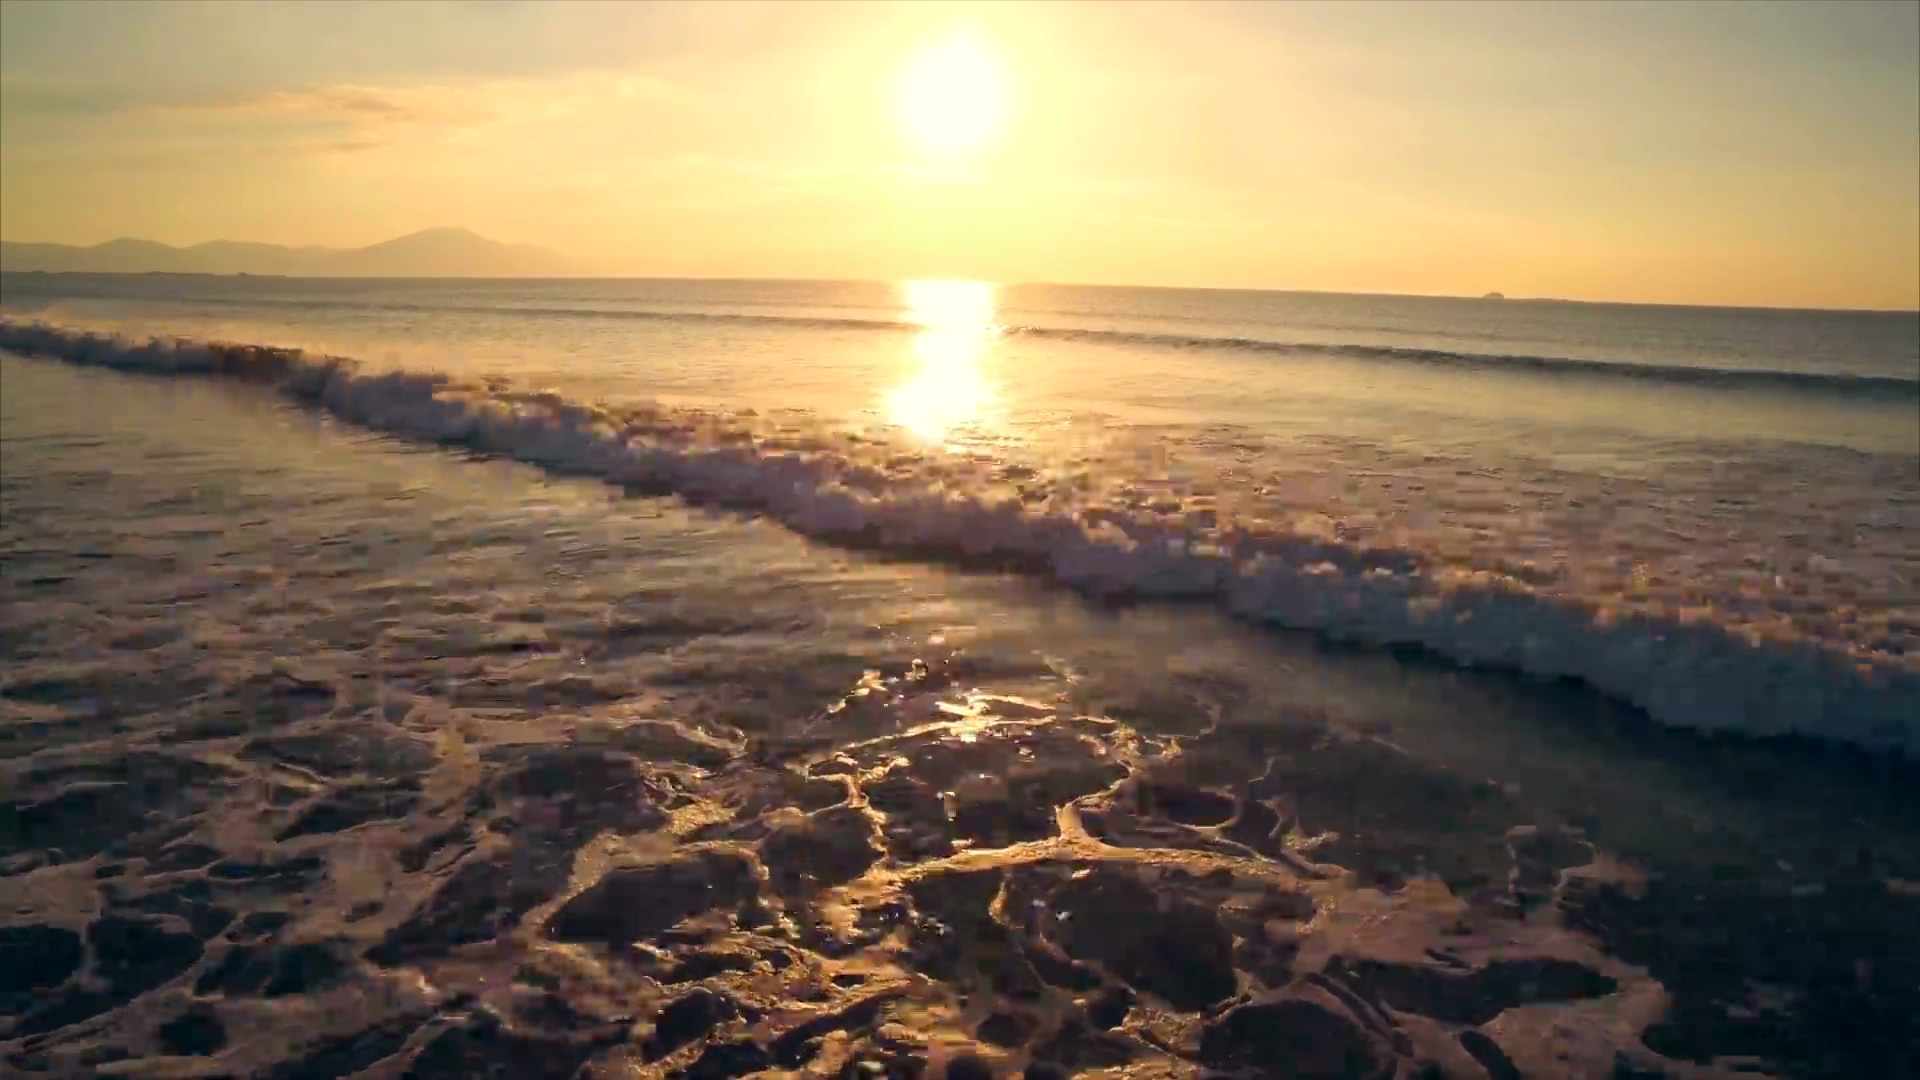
[{"xmin": 3, "ymin": 352, "xmax": 1917, "ymax": 1078}]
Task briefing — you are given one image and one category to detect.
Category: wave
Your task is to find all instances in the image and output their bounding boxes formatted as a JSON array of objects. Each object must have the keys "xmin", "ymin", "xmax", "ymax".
[
  {"xmin": 12, "ymin": 291, "xmax": 1914, "ymax": 397},
  {"xmin": 7, "ymin": 288, "xmax": 1912, "ymax": 397},
  {"xmin": 3, "ymin": 318, "xmax": 1915, "ymax": 760},
  {"xmin": 1007, "ymin": 327, "xmax": 1920, "ymax": 397}
]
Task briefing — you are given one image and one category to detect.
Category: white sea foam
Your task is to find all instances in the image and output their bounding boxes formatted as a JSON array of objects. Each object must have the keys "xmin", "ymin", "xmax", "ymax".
[{"xmin": 4, "ymin": 318, "xmax": 1914, "ymax": 758}]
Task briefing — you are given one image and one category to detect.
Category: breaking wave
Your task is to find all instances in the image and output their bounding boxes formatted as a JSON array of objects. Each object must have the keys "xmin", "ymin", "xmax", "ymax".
[{"xmin": 3, "ymin": 317, "xmax": 1915, "ymax": 759}]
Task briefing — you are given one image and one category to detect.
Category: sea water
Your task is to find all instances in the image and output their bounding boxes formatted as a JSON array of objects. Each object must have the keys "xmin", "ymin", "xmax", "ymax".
[{"xmin": 2, "ymin": 274, "xmax": 1916, "ymax": 1077}]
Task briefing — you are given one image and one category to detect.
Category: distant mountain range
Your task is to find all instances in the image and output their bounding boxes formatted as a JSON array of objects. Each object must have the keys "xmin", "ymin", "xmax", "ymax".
[{"xmin": 0, "ymin": 228, "xmax": 583, "ymax": 278}]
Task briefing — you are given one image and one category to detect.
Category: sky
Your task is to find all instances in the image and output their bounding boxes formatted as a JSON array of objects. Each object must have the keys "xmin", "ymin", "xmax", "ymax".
[{"xmin": 0, "ymin": 0, "xmax": 1915, "ymax": 309}]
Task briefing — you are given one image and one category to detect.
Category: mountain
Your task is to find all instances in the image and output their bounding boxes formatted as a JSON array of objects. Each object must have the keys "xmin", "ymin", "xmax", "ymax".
[
  {"xmin": 324, "ymin": 228, "xmax": 576, "ymax": 277},
  {"xmin": 0, "ymin": 228, "xmax": 581, "ymax": 278}
]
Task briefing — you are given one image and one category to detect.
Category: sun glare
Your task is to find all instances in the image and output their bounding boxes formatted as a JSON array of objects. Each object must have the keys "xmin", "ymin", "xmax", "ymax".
[{"xmin": 899, "ymin": 35, "xmax": 1007, "ymax": 158}]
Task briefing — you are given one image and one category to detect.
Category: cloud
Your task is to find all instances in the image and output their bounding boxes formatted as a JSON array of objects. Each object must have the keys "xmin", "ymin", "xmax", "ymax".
[
  {"xmin": 242, "ymin": 84, "xmax": 482, "ymax": 132},
  {"xmin": 133, "ymin": 73, "xmax": 705, "ymax": 152},
  {"xmin": 271, "ymin": 86, "xmax": 435, "ymax": 119},
  {"xmin": 325, "ymin": 136, "xmax": 394, "ymax": 155}
]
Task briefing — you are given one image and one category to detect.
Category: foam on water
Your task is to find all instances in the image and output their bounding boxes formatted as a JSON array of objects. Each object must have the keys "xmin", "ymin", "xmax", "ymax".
[{"xmin": 3, "ymin": 318, "xmax": 1915, "ymax": 759}]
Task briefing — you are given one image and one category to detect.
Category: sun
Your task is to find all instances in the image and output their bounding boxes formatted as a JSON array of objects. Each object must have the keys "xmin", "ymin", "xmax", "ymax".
[{"xmin": 899, "ymin": 34, "xmax": 1007, "ymax": 158}]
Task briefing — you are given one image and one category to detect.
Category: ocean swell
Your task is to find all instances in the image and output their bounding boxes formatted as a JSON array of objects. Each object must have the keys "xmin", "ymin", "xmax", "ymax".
[
  {"xmin": 1008, "ymin": 326, "xmax": 1920, "ymax": 397},
  {"xmin": 3, "ymin": 318, "xmax": 1915, "ymax": 759},
  {"xmin": 15, "ymin": 287, "xmax": 1914, "ymax": 396}
]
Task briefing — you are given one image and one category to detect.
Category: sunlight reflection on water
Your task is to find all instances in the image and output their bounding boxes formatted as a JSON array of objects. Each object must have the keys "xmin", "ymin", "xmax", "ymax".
[{"xmin": 886, "ymin": 279, "xmax": 999, "ymax": 445}]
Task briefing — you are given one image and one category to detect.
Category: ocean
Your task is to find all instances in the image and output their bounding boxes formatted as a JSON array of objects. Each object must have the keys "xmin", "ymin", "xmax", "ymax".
[{"xmin": 1, "ymin": 273, "xmax": 1916, "ymax": 1079}]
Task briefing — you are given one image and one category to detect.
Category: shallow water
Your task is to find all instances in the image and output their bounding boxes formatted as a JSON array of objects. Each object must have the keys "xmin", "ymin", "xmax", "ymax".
[{"xmin": 2, "ymin": 279, "xmax": 1919, "ymax": 1079}]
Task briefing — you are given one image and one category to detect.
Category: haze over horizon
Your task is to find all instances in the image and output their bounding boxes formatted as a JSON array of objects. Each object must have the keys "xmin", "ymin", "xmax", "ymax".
[
  {"xmin": 2, "ymin": 0, "xmax": 1916, "ymax": 310},
  {"xmin": 4, "ymin": 226, "xmax": 1917, "ymax": 313}
]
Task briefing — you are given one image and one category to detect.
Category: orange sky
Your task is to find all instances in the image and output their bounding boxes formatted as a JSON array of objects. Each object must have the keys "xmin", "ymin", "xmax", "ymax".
[{"xmin": 1, "ymin": 0, "xmax": 1915, "ymax": 309}]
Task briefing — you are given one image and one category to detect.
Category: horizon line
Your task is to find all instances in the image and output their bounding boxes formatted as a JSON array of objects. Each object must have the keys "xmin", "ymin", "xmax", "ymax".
[{"xmin": 1, "ymin": 266, "xmax": 1915, "ymax": 317}]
